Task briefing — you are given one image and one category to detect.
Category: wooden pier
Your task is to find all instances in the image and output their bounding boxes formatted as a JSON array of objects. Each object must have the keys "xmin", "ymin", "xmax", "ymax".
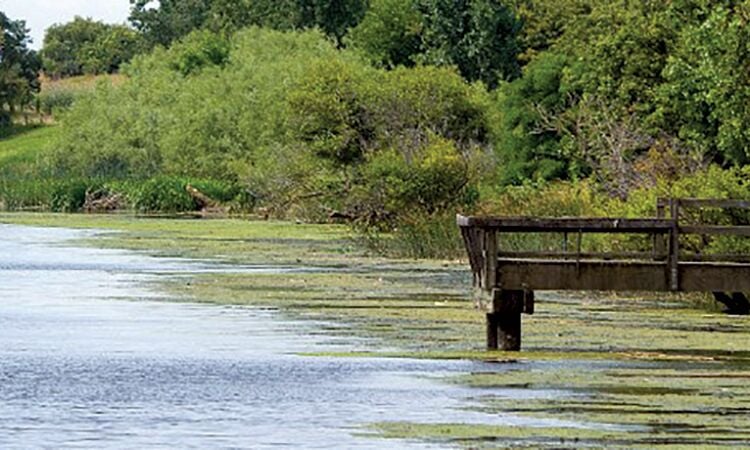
[{"xmin": 458, "ymin": 198, "xmax": 750, "ymax": 351}]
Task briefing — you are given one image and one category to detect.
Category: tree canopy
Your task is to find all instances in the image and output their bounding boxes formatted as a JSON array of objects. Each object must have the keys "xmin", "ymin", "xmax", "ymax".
[
  {"xmin": 129, "ymin": 0, "xmax": 368, "ymax": 48},
  {"xmin": 42, "ymin": 17, "xmax": 144, "ymax": 78},
  {"xmin": 0, "ymin": 12, "xmax": 40, "ymax": 125},
  {"xmin": 418, "ymin": 0, "xmax": 522, "ymax": 88}
]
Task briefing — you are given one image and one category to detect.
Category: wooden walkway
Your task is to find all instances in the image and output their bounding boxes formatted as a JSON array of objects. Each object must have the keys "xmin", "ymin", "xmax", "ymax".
[{"xmin": 458, "ymin": 198, "xmax": 750, "ymax": 351}]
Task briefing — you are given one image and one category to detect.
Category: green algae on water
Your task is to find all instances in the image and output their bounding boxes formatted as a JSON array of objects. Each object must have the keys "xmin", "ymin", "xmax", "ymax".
[{"xmin": 4, "ymin": 212, "xmax": 750, "ymax": 448}]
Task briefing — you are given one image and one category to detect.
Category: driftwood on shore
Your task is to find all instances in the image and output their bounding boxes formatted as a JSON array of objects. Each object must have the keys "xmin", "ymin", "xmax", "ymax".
[
  {"xmin": 83, "ymin": 189, "xmax": 123, "ymax": 213},
  {"xmin": 185, "ymin": 184, "xmax": 229, "ymax": 216}
]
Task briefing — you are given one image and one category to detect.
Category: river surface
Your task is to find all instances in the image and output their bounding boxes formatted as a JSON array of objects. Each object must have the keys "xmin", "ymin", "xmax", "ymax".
[{"xmin": 0, "ymin": 224, "xmax": 582, "ymax": 449}]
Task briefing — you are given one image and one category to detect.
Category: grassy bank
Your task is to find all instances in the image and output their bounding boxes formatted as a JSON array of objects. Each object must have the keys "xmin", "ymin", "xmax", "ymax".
[
  {"xmin": 0, "ymin": 125, "xmax": 57, "ymax": 169},
  {"xmin": 2, "ymin": 212, "xmax": 750, "ymax": 447}
]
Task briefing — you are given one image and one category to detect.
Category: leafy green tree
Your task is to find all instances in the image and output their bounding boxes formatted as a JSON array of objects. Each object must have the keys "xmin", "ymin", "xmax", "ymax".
[
  {"xmin": 657, "ymin": 1, "xmax": 750, "ymax": 165},
  {"xmin": 129, "ymin": 0, "xmax": 211, "ymax": 48},
  {"xmin": 297, "ymin": 0, "xmax": 369, "ymax": 46},
  {"xmin": 130, "ymin": 0, "xmax": 367, "ymax": 48},
  {"xmin": 497, "ymin": 52, "xmax": 576, "ymax": 184},
  {"xmin": 42, "ymin": 17, "xmax": 143, "ymax": 78},
  {"xmin": 495, "ymin": 0, "xmax": 686, "ymax": 185},
  {"xmin": 417, "ymin": 0, "xmax": 522, "ymax": 88},
  {"xmin": 80, "ymin": 25, "xmax": 144, "ymax": 74},
  {"xmin": 558, "ymin": 0, "xmax": 674, "ymax": 117},
  {"xmin": 0, "ymin": 12, "xmax": 40, "ymax": 125},
  {"xmin": 345, "ymin": 0, "xmax": 424, "ymax": 68},
  {"xmin": 42, "ymin": 17, "xmax": 106, "ymax": 77},
  {"xmin": 508, "ymin": 0, "xmax": 593, "ymax": 63}
]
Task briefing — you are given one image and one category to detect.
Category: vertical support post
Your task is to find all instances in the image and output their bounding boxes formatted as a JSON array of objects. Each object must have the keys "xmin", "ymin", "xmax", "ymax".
[
  {"xmin": 575, "ymin": 229, "xmax": 582, "ymax": 274},
  {"xmin": 498, "ymin": 310, "xmax": 522, "ymax": 351},
  {"xmin": 668, "ymin": 199, "xmax": 680, "ymax": 291},
  {"xmin": 486, "ymin": 313, "xmax": 499, "ymax": 350},
  {"xmin": 487, "ymin": 289, "xmax": 524, "ymax": 351}
]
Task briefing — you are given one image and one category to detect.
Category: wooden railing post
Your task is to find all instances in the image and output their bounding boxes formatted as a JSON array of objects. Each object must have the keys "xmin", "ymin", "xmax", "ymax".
[
  {"xmin": 668, "ymin": 199, "xmax": 680, "ymax": 291},
  {"xmin": 656, "ymin": 199, "xmax": 666, "ymax": 258}
]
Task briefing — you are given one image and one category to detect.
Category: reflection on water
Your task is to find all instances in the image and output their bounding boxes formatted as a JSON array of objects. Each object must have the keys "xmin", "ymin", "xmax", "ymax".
[{"xmin": 0, "ymin": 224, "xmax": 578, "ymax": 448}]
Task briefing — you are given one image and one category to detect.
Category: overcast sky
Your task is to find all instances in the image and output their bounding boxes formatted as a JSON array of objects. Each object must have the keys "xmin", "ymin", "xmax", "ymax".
[{"xmin": 1, "ymin": 0, "xmax": 132, "ymax": 49}]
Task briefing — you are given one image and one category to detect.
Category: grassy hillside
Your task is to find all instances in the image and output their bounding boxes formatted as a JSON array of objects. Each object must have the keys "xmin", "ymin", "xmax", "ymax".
[
  {"xmin": 40, "ymin": 73, "xmax": 126, "ymax": 93},
  {"xmin": 0, "ymin": 125, "xmax": 58, "ymax": 169},
  {"xmin": 37, "ymin": 74, "xmax": 126, "ymax": 119}
]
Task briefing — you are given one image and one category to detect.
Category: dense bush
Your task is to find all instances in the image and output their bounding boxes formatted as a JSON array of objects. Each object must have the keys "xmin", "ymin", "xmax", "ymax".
[
  {"xmin": 48, "ymin": 28, "xmax": 492, "ymax": 225},
  {"xmin": 37, "ymin": 88, "xmax": 78, "ymax": 115},
  {"xmin": 128, "ymin": 177, "xmax": 197, "ymax": 213}
]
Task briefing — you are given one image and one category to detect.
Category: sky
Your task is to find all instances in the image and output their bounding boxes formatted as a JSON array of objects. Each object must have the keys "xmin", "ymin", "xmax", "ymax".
[{"xmin": 1, "ymin": 0, "xmax": 132, "ymax": 49}]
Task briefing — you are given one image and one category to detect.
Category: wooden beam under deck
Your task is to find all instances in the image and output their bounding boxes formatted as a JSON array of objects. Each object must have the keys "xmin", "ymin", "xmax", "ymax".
[
  {"xmin": 496, "ymin": 258, "xmax": 750, "ymax": 293},
  {"xmin": 680, "ymin": 263, "xmax": 750, "ymax": 292},
  {"xmin": 497, "ymin": 259, "xmax": 668, "ymax": 292}
]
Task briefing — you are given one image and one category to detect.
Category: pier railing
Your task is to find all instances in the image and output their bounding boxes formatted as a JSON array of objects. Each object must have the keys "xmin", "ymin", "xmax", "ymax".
[{"xmin": 457, "ymin": 198, "xmax": 750, "ymax": 350}]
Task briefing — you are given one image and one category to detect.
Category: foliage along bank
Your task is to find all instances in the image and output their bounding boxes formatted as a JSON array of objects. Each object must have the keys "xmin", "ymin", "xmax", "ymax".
[{"xmin": 3, "ymin": 1, "xmax": 750, "ymax": 258}]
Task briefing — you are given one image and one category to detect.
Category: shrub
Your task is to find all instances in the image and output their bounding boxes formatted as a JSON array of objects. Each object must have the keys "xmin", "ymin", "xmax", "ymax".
[
  {"xmin": 37, "ymin": 88, "xmax": 78, "ymax": 115},
  {"xmin": 0, "ymin": 178, "xmax": 55, "ymax": 211},
  {"xmin": 129, "ymin": 177, "xmax": 197, "ymax": 213},
  {"xmin": 167, "ymin": 30, "xmax": 231, "ymax": 76},
  {"xmin": 50, "ymin": 178, "xmax": 98, "ymax": 212},
  {"xmin": 356, "ymin": 137, "xmax": 480, "ymax": 225}
]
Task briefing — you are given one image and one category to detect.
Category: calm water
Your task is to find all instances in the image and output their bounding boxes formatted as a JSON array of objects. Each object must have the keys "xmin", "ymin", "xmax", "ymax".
[{"xmin": 0, "ymin": 224, "xmax": 581, "ymax": 449}]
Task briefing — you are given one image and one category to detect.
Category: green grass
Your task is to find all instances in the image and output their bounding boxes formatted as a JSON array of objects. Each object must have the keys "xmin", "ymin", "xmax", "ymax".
[{"xmin": 0, "ymin": 125, "xmax": 58, "ymax": 168}]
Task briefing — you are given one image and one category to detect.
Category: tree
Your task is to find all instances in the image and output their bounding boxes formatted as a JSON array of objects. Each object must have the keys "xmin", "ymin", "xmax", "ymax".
[
  {"xmin": 0, "ymin": 12, "xmax": 40, "ymax": 125},
  {"xmin": 656, "ymin": 1, "xmax": 750, "ymax": 165},
  {"xmin": 129, "ymin": 0, "xmax": 368, "ymax": 48},
  {"xmin": 417, "ymin": 0, "xmax": 522, "ymax": 88},
  {"xmin": 297, "ymin": 0, "xmax": 368, "ymax": 46},
  {"xmin": 557, "ymin": 0, "xmax": 674, "ymax": 117},
  {"xmin": 42, "ymin": 17, "xmax": 144, "ymax": 78},
  {"xmin": 494, "ymin": 0, "xmax": 688, "ymax": 186},
  {"xmin": 497, "ymin": 52, "xmax": 576, "ymax": 184},
  {"xmin": 508, "ymin": 0, "xmax": 593, "ymax": 63},
  {"xmin": 345, "ymin": 0, "xmax": 424, "ymax": 68},
  {"xmin": 82, "ymin": 25, "xmax": 144, "ymax": 74},
  {"xmin": 129, "ymin": 0, "xmax": 216, "ymax": 48}
]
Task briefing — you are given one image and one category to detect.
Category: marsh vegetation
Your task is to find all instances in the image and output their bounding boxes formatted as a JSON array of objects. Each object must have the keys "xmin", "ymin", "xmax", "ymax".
[{"xmin": 3, "ymin": 1, "xmax": 750, "ymax": 258}]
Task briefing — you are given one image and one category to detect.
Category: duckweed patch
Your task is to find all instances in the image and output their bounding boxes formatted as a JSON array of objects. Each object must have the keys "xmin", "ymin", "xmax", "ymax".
[
  {"xmin": 369, "ymin": 421, "xmax": 750, "ymax": 448},
  {"xmin": 430, "ymin": 362, "xmax": 750, "ymax": 447}
]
